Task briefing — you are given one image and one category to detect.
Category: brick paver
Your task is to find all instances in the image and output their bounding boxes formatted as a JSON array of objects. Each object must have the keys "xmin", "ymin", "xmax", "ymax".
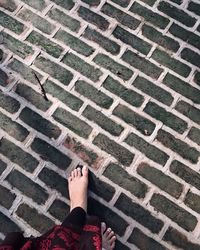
[{"xmin": 0, "ymin": 0, "xmax": 200, "ymax": 249}]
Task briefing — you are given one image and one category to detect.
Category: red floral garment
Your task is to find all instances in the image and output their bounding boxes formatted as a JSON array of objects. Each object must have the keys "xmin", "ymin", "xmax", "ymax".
[{"xmin": 0, "ymin": 218, "xmax": 101, "ymax": 250}]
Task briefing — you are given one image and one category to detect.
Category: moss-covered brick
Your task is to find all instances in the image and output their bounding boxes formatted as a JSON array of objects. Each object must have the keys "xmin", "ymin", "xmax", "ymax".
[
  {"xmin": 142, "ymin": 24, "xmax": 180, "ymax": 52},
  {"xmin": 169, "ymin": 23, "xmax": 200, "ymax": 50},
  {"xmin": 103, "ymin": 76, "xmax": 144, "ymax": 107},
  {"xmin": 163, "ymin": 73, "xmax": 200, "ymax": 104},
  {"xmin": 19, "ymin": 107, "xmax": 61, "ymax": 139},
  {"xmin": 137, "ymin": 163, "xmax": 183, "ymax": 198},
  {"xmin": 1, "ymin": 32, "xmax": 34, "ymax": 59},
  {"xmin": 124, "ymin": 133, "xmax": 169, "ymax": 165},
  {"xmin": 158, "ymin": 1, "xmax": 196, "ymax": 27},
  {"xmin": 133, "ymin": 76, "xmax": 173, "ymax": 105},
  {"xmin": 0, "ymin": 185, "xmax": 16, "ymax": 209},
  {"xmin": 101, "ymin": 3, "xmax": 140, "ymax": 30},
  {"xmin": 150, "ymin": 193, "xmax": 197, "ymax": 231},
  {"xmin": 8, "ymin": 59, "xmax": 43, "ymax": 85},
  {"xmin": 20, "ymin": 0, "xmax": 46, "ymax": 10},
  {"xmin": 115, "ymin": 193, "xmax": 164, "ymax": 233},
  {"xmin": 93, "ymin": 53, "xmax": 133, "ymax": 81},
  {"xmin": 6, "ymin": 170, "xmax": 48, "ymax": 205},
  {"xmin": 38, "ymin": 167, "xmax": 68, "ymax": 198},
  {"xmin": 188, "ymin": 1, "xmax": 200, "ymax": 16},
  {"xmin": 0, "ymin": 0, "xmax": 17, "ymax": 12},
  {"xmin": 18, "ymin": 8, "xmax": 55, "ymax": 35},
  {"xmin": 170, "ymin": 160, "xmax": 200, "ymax": 190},
  {"xmin": 89, "ymin": 172, "xmax": 115, "ymax": 201},
  {"xmin": 81, "ymin": 0, "xmax": 100, "ymax": 6},
  {"xmin": 62, "ymin": 53, "xmax": 102, "ymax": 82},
  {"xmin": 75, "ymin": 80, "xmax": 113, "ymax": 109},
  {"xmin": 53, "ymin": 107, "xmax": 92, "ymax": 139},
  {"xmin": 113, "ymin": 104, "xmax": 155, "ymax": 136},
  {"xmin": 93, "ymin": 133, "xmax": 134, "ymax": 166},
  {"xmin": 47, "ymin": 7, "xmax": 80, "ymax": 32},
  {"xmin": 0, "ymin": 69, "xmax": 9, "ymax": 87},
  {"xmin": 16, "ymin": 203, "xmax": 54, "ymax": 233},
  {"xmin": 64, "ymin": 136, "xmax": 101, "ymax": 169},
  {"xmin": 130, "ymin": 2, "xmax": 169, "ymax": 29},
  {"xmin": 51, "ymin": 0, "xmax": 74, "ymax": 9},
  {"xmin": 15, "ymin": 83, "xmax": 52, "ymax": 111},
  {"xmin": 144, "ymin": 101, "xmax": 187, "ymax": 134},
  {"xmin": 83, "ymin": 105, "xmax": 124, "ymax": 136},
  {"xmin": 0, "ymin": 138, "xmax": 39, "ymax": 173},
  {"xmin": 34, "ymin": 55, "xmax": 73, "ymax": 85},
  {"xmin": 48, "ymin": 199, "xmax": 70, "ymax": 222},
  {"xmin": 78, "ymin": 6, "xmax": 109, "ymax": 30},
  {"xmin": 0, "ymin": 91, "xmax": 20, "ymax": 114},
  {"xmin": 194, "ymin": 71, "xmax": 200, "ymax": 86},
  {"xmin": 0, "ymin": 111, "xmax": 29, "ymax": 141},
  {"xmin": 83, "ymin": 27, "xmax": 120, "ymax": 55},
  {"xmin": 31, "ymin": 137, "xmax": 72, "ymax": 169},
  {"xmin": 122, "ymin": 50, "xmax": 163, "ymax": 79},
  {"xmin": 110, "ymin": 0, "xmax": 130, "ymax": 7},
  {"xmin": 188, "ymin": 127, "xmax": 200, "ymax": 146},
  {"xmin": 157, "ymin": 129, "xmax": 200, "ymax": 164},
  {"xmin": 164, "ymin": 227, "xmax": 200, "ymax": 250},
  {"xmin": 0, "ymin": 212, "xmax": 20, "ymax": 234},
  {"xmin": 113, "ymin": 26, "xmax": 151, "ymax": 55},
  {"xmin": 184, "ymin": 191, "xmax": 200, "ymax": 214},
  {"xmin": 0, "ymin": 159, "xmax": 6, "ymax": 176},
  {"xmin": 88, "ymin": 197, "xmax": 128, "ymax": 237},
  {"xmin": 0, "ymin": 10, "xmax": 25, "ymax": 34},
  {"xmin": 181, "ymin": 48, "xmax": 200, "ymax": 68},
  {"xmin": 151, "ymin": 48, "xmax": 191, "ymax": 77},
  {"xmin": 26, "ymin": 31, "xmax": 63, "ymax": 58},
  {"xmin": 175, "ymin": 100, "xmax": 200, "ymax": 125},
  {"xmin": 54, "ymin": 30, "xmax": 94, "ymax": 56},
  {"xmin": 44, "ymin": 80, "xmax": 83, "ymax": 111},
  {"xmin": 104, "ymin": 163, "xmax": 148, "ymax": 198},
  {"xmin": 128, "ymin": 228, "xmax": 166, "ymax": 250}
]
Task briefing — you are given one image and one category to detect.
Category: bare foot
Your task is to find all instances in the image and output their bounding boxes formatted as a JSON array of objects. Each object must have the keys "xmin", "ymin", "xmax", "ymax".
[
  {"xmin": 68, "ymin": 166, "xmax": 88, "ymax": 213},
  {"xmin": 101, "ymin": 222, "xmax": 116, "ymax": 250}
]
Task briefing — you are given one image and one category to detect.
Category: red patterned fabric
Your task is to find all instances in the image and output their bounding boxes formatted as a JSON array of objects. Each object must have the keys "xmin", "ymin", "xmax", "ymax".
[{"xmin": 0, "ymin": 218, "xmax": 101, "ymax": 250}]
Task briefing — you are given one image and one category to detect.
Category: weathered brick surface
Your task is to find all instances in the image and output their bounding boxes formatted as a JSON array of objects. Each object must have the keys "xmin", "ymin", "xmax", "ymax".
[
  {"xmin": 113, "ymin": 104, "xmax": 155, "ymax": 135},
  {"xmin": 150, "ymin": 193, "xmax": 197, "ymax": 231},
  {"xmin": 157, "ymin": 129, "xmax": 200, "ymax": 163},
  {"xmin": 31, "ymin": 138, "xmax": 72, "ymax": 170},
  {"xmin": 19, "ymin": 107, "xmax": 61, "ymax": 139},
  {"xmin": 0, "ymin": 111, "xmax": 29, "ymax": 141},
  {"xmin": 0, "ymin": 0, "xmax": 200, "ymax": 248},
  {"xmin": 16, "ymin": 203, "xmax": 55, "ymax": 233},
  {"xmin": 6, "ymin": 169, "xmax": 48, "ymax": 205},
  {"xmin": 0, "ymin": 185, "xmax": 16, "ymax": 209},
  {"xmin": 0, "ymin": 138, "xmax": 39, "ymax": 173},
  {"xmin": 75, "ymin": 80, "xmax": 113, "ymax": 109},
  {"xmin": 103, "ymin": 76, "xmax": 144, "ymax": 107},
  {"xmin": 122, "ymin": 50, "xmax": 163, "ymax": 79},
  {"xmin": 137, "ymin": 163, "xmax": 183, "ymax": 198},
  {"xmin": 164, "ymin": 227, "xmax": 200, "ymax": 250},
  {"xmin": 115, "ymin": 193, "xmax": 164, "ymax": 233},
  {"xmin": 125, "ymin": 133, "xmax": 169, "ymax": 165},
  {"xmin": 104, "ymin": 163, "xmax": 148, "ymax": 198},
  {"xmin": 128, "ymin": 228, "xmax": 166, "ymax": 250},
  {"xmin": 93, "ymin": 133, "xmax": 134, "ymax": 166},
  {"xmin": 83, "ymin": 105, "xmax": 124, "ymax": 136}
]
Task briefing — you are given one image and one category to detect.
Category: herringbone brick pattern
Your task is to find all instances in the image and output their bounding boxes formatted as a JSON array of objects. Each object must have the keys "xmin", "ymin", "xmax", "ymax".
[{"xmin": 0, "ymin": 0, "xmax": 200, "ymax": 249}]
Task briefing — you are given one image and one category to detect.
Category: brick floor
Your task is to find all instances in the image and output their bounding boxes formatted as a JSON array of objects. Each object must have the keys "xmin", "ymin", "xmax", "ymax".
[{"xmin": 0, "ymin": 0, "xmax": 200, "ymax": 249}]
